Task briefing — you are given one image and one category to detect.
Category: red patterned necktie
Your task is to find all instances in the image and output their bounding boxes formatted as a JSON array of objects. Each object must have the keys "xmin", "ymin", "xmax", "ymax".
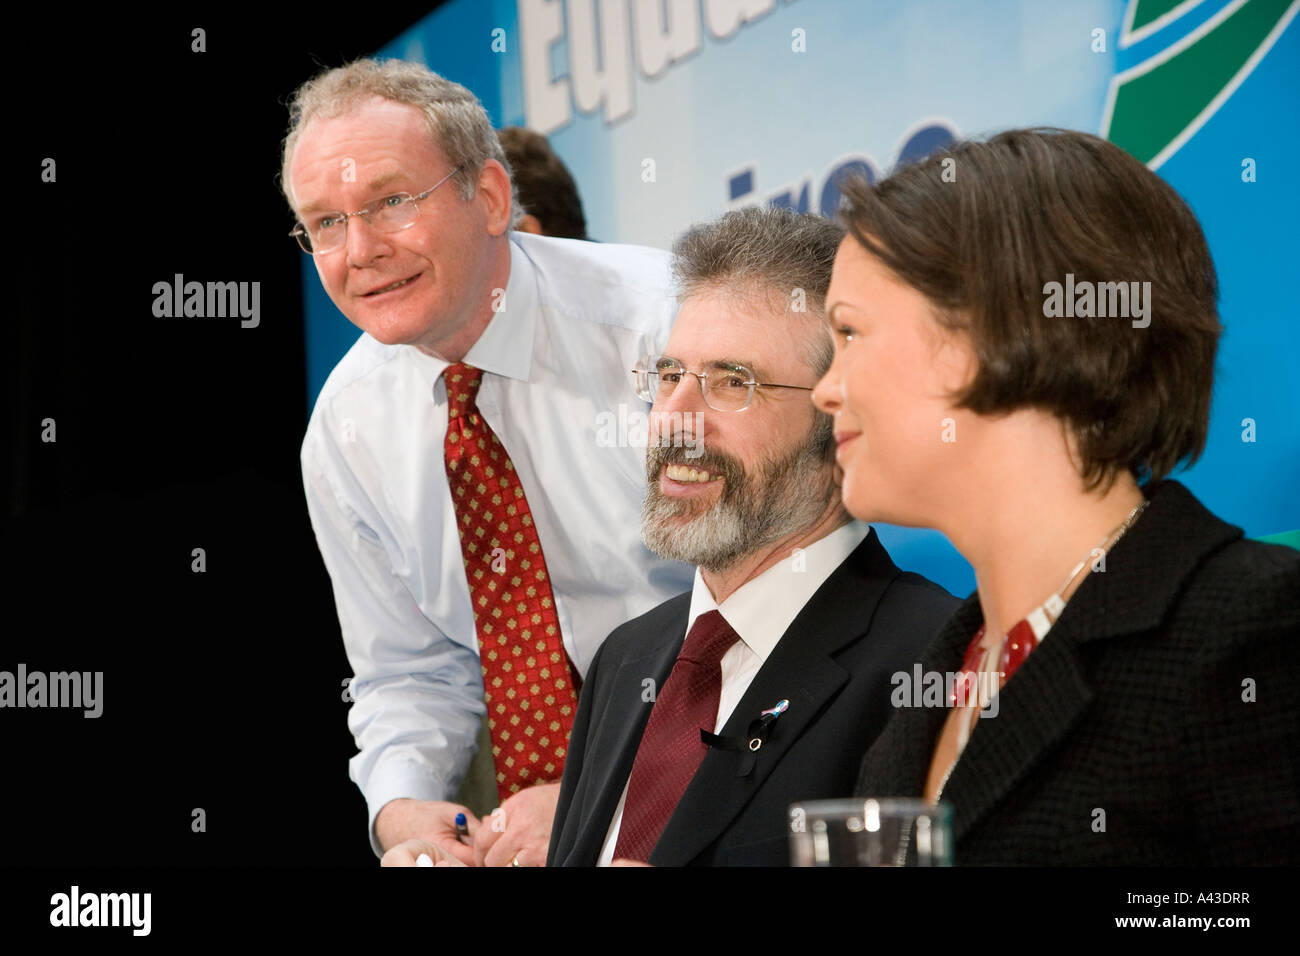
[
  {"xmin": 614, "ymin": 610, "xmax": 740, "ymax": 861},
  {"xmin": 441, "ymin": 362, "xmax": 581, "ymax": 804}
]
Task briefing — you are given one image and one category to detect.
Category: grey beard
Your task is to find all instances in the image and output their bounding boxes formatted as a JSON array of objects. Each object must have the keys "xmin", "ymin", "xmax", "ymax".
[{"xmin": 641, "ymin": 431, "xmax": 836, "ymax": 574}]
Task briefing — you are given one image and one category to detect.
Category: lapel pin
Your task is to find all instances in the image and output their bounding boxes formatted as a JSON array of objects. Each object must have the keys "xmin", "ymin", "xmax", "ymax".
[
  {"xmin": 760, "ymin": 699, "xmax": 790, "ymax": 723},
  {"xmin": 748, "ymin": 700, "xmax": 791, "ymax": 751}
]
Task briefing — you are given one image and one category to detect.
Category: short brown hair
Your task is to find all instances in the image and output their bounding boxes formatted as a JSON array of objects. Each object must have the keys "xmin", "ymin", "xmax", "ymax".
[
  {"xmin": 672, "ymin": 205, "xmax": 844, "ymax": 376},
  {"xmin": 282, "ymin": 58, "xmax": 521, "ymax": 228},
  {"xmin": 497, "ymin": 127, "xmax": 588, "ymax": 240},
  {"xmin": 838, "ymin": 127, "xmax": 1221, "ymax": 489}
]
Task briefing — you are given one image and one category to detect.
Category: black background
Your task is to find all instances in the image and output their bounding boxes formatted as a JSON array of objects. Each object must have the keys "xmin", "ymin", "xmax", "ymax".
[{"xmin": 4, "ymin": 6, "xmax": 447, "ymax": 867}]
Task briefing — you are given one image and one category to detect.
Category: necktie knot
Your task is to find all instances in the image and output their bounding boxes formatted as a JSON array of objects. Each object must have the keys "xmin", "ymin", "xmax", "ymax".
[
  {"xmin": 442, "ymin": 362, "xmax": 482, "ymax": 421},
  {"xmin": 678, "ymin": 610, "xmax": 739, "ymax": 669}
]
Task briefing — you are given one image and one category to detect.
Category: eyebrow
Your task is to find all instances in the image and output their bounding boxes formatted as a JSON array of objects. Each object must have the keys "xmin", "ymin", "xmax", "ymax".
[
  {"xmin": 365, "ymin": 170, "xmax": 407, "ymax": 192},
  {"xmin": 295, "ymin": 171, "xmax": 410, "ymax": 218},
  {"xmin": 296, "ymin": 199, "xmax": 331, "ymax": 218},
  {"xmin": 661, "ymin": 355, "xmax": 769, "ymax": 379}
]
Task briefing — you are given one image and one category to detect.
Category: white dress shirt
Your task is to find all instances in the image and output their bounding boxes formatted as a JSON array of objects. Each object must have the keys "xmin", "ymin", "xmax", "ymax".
[
  {"xmin": 597, "ymin": 520, "xmax": 870, "ymax": 865},
  {"xmin": 301, "ymin": 233, "xmax": 696, "ymax": 855}
]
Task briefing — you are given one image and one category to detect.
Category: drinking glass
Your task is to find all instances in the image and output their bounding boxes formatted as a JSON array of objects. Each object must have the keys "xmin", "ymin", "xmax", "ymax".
[{"xmin": 788, "ymin": 798, "xmax": 953, "ymax": 866}]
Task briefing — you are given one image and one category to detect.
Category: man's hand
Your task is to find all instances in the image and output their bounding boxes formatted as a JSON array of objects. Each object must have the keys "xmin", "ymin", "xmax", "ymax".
[
  {"xmin": 473, "ymin": 782, "xmax": 562, "ymax": 867},
  {"xmin": 381, "ymin": 838, "xmax": 469, "ymax": 867},
  {"xmin": 375, "ymin": 798, "xmax": 480, "ymax": 866}
]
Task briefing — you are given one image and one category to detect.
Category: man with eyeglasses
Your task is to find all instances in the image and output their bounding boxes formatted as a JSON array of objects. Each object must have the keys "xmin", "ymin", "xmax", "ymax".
[
  {"xmin": 387, "ymin": 206, "xmax": 957, "ymax": 865},
  {"xmin": 542, "ymin": 206, "xmax": 960, "ymax": 866},
  {"xmin": 285, "ymin": 58, "xmax": 694, "ymax": 865}
]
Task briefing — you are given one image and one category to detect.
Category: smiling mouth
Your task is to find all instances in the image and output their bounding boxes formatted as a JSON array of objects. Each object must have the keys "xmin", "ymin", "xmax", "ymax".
[
  {"xmin": 664, "ymin": 463, "xmax": 723, "ymax": 484},
  {"xmin": 364, "ymin": 276, "xmax": 418, "ymax": 296}
]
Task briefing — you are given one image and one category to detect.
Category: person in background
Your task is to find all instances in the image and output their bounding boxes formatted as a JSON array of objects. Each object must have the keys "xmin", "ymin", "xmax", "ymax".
[
  {"xmin": 498, "ymin": 126, "xmax": 589, "ymax": 240},
  {"xmin": 813, "ymin": 127, "xmax": 1300, "ymax": 864}
]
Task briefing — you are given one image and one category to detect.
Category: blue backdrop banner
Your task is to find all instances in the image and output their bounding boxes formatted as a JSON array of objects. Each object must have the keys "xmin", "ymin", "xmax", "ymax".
[{"xmin": 301, "ymin": 0, "xmax": 1300, "ymax": 596}]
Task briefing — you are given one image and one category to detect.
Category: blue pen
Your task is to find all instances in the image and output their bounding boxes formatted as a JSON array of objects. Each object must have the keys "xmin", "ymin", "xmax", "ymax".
[{"xmin": 454, "ymin": 812, "xmax": 471, "ymax": 845}]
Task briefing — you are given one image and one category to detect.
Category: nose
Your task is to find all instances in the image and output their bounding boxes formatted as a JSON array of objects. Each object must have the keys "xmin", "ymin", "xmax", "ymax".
[
  {"xmin": 812, "ymin": 351, "xmax": 844, "ymax": 416},
  {"xmin": 656, "ymin": 370, "xmax": 710, "ymax": 414},
  {"xmin": 649, "ymin": 371, "xmax": 708, "ymax": 445},
  {"xmin": 344, "ymin": 213, "xmax": 392, "ymax": 268}
]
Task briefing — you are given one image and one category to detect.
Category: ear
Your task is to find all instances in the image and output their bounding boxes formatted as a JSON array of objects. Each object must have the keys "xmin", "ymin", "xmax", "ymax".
[
  {"xmin": 931, "ymin": 322, "xmax": 978, "ymax": 397},
  {"xmin": 476, "ymin": 158, "xmax": 513, "ymax": 236}
]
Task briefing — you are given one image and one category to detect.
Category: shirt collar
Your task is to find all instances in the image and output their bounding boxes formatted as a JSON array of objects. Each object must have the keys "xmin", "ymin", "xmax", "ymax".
[
  {"xmin": 684, "ymin": 521, "xmax": 871, "ymax": 664},
  {"xmin": 411, "ymin": 236, "xmax": 540, "ymax": 398},
  {"xmin": 462, "ymin": 237, "xmax": 538, "ymax": 382}
]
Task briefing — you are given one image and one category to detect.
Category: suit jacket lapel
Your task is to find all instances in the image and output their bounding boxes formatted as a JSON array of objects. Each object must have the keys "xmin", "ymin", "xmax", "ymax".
[
  {"xmin": 858, "ymin": 480, "xmax": 1246, "ymax": 848},
  {"xmin": 856, "ymin": 599, "xmax": 977, "ymax": 801},
  {"xmin": 946, "ymin": 480, "xmax": 1244, "ymax": 842},
  {"xmin": 854, "ymin": 583, "xmax": 1098, "ymax": 844},
  {"xmin": 940, "ymin": 619, "xmax": 1094, "ymax": 842},
  {"xmin": 650, "ymin": 530, "xmax": 903, "ymax": 866}
]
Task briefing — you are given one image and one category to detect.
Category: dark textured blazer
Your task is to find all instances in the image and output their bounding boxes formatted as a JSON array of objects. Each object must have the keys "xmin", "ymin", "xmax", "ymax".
[
  {"xmin": 548, "ymin": 529, "xmax": 959, "ymax": 866},
  {"xmin": 855, "ymin": 480, "xmax": 1300, "ymax": 865}
]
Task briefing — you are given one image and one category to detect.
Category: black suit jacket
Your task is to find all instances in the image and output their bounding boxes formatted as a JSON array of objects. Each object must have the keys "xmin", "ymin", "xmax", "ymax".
[
  {"xmin": 855, "ymin": 480, "xmax": 1300, "ymax": 865},
  {"xmin": 548, "ymin": 528, "xmax": 959, "ymax": 866}
]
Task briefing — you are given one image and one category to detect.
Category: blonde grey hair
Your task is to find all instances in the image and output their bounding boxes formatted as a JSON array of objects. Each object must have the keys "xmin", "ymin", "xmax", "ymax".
[
  {"xmin": 281, "ymin": 58, "xmax": 521, "ymax": 228},
  {"xmin": 671, "ymin": 206, "xmax": 843, "ymax": 376}
]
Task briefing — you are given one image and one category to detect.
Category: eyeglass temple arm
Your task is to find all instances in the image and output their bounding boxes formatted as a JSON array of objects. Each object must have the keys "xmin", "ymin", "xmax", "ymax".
[
  {"xmin": 415, "ymin": 165, "xmax": 464, "ymax": 201},
  {"xmin": 631, "ymin": 369, "xmax": 813, "ymax": 392}
]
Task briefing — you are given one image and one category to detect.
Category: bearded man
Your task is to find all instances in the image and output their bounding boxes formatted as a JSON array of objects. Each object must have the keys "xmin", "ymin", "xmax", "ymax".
[{"xmin": 545, "ymin": 207, "xmax": 960, "ymax": 866}]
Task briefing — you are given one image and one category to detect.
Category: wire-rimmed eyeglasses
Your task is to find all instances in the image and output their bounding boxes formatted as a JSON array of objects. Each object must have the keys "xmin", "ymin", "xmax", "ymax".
[
  {"xmin": 289, "ymin": 166, "xmax": 463, "ymax": 254},
  {"xmin": 631, "ymin": 355, "xmax": 815, "ymax": 412}
]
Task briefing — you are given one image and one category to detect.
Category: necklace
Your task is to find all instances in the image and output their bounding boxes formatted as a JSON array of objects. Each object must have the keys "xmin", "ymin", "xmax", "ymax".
[{"xmin": 932, "ymin": 498, "xmax": 1149, "ymax": 805}]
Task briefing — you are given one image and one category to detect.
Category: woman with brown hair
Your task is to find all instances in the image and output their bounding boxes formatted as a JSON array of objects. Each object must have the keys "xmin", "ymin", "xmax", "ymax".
[{"xmin": 812, "ymin": 128, "xmax": 1300, "ymax": 864}]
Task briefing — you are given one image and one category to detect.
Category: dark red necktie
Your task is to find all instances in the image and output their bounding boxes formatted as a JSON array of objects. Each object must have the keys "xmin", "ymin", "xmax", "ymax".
[
  {"xmin": 441, "ymin": 363, "xmax": 580, "ymax": 803},
  {"xmin": 614, "ymin": 610, "xmax": 739, "ymax": 861}
]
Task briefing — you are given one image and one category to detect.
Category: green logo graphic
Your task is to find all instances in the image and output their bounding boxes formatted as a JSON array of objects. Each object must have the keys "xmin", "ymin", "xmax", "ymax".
[{"xmin": 1104, "ymin": 0, "xmax": 1298, "ymax": 168}]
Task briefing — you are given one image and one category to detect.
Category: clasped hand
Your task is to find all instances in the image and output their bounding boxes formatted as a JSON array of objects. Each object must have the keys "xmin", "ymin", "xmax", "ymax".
[{"xmin": 379, "ymin": 782, "xmax": 561, "ymax": 867}]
